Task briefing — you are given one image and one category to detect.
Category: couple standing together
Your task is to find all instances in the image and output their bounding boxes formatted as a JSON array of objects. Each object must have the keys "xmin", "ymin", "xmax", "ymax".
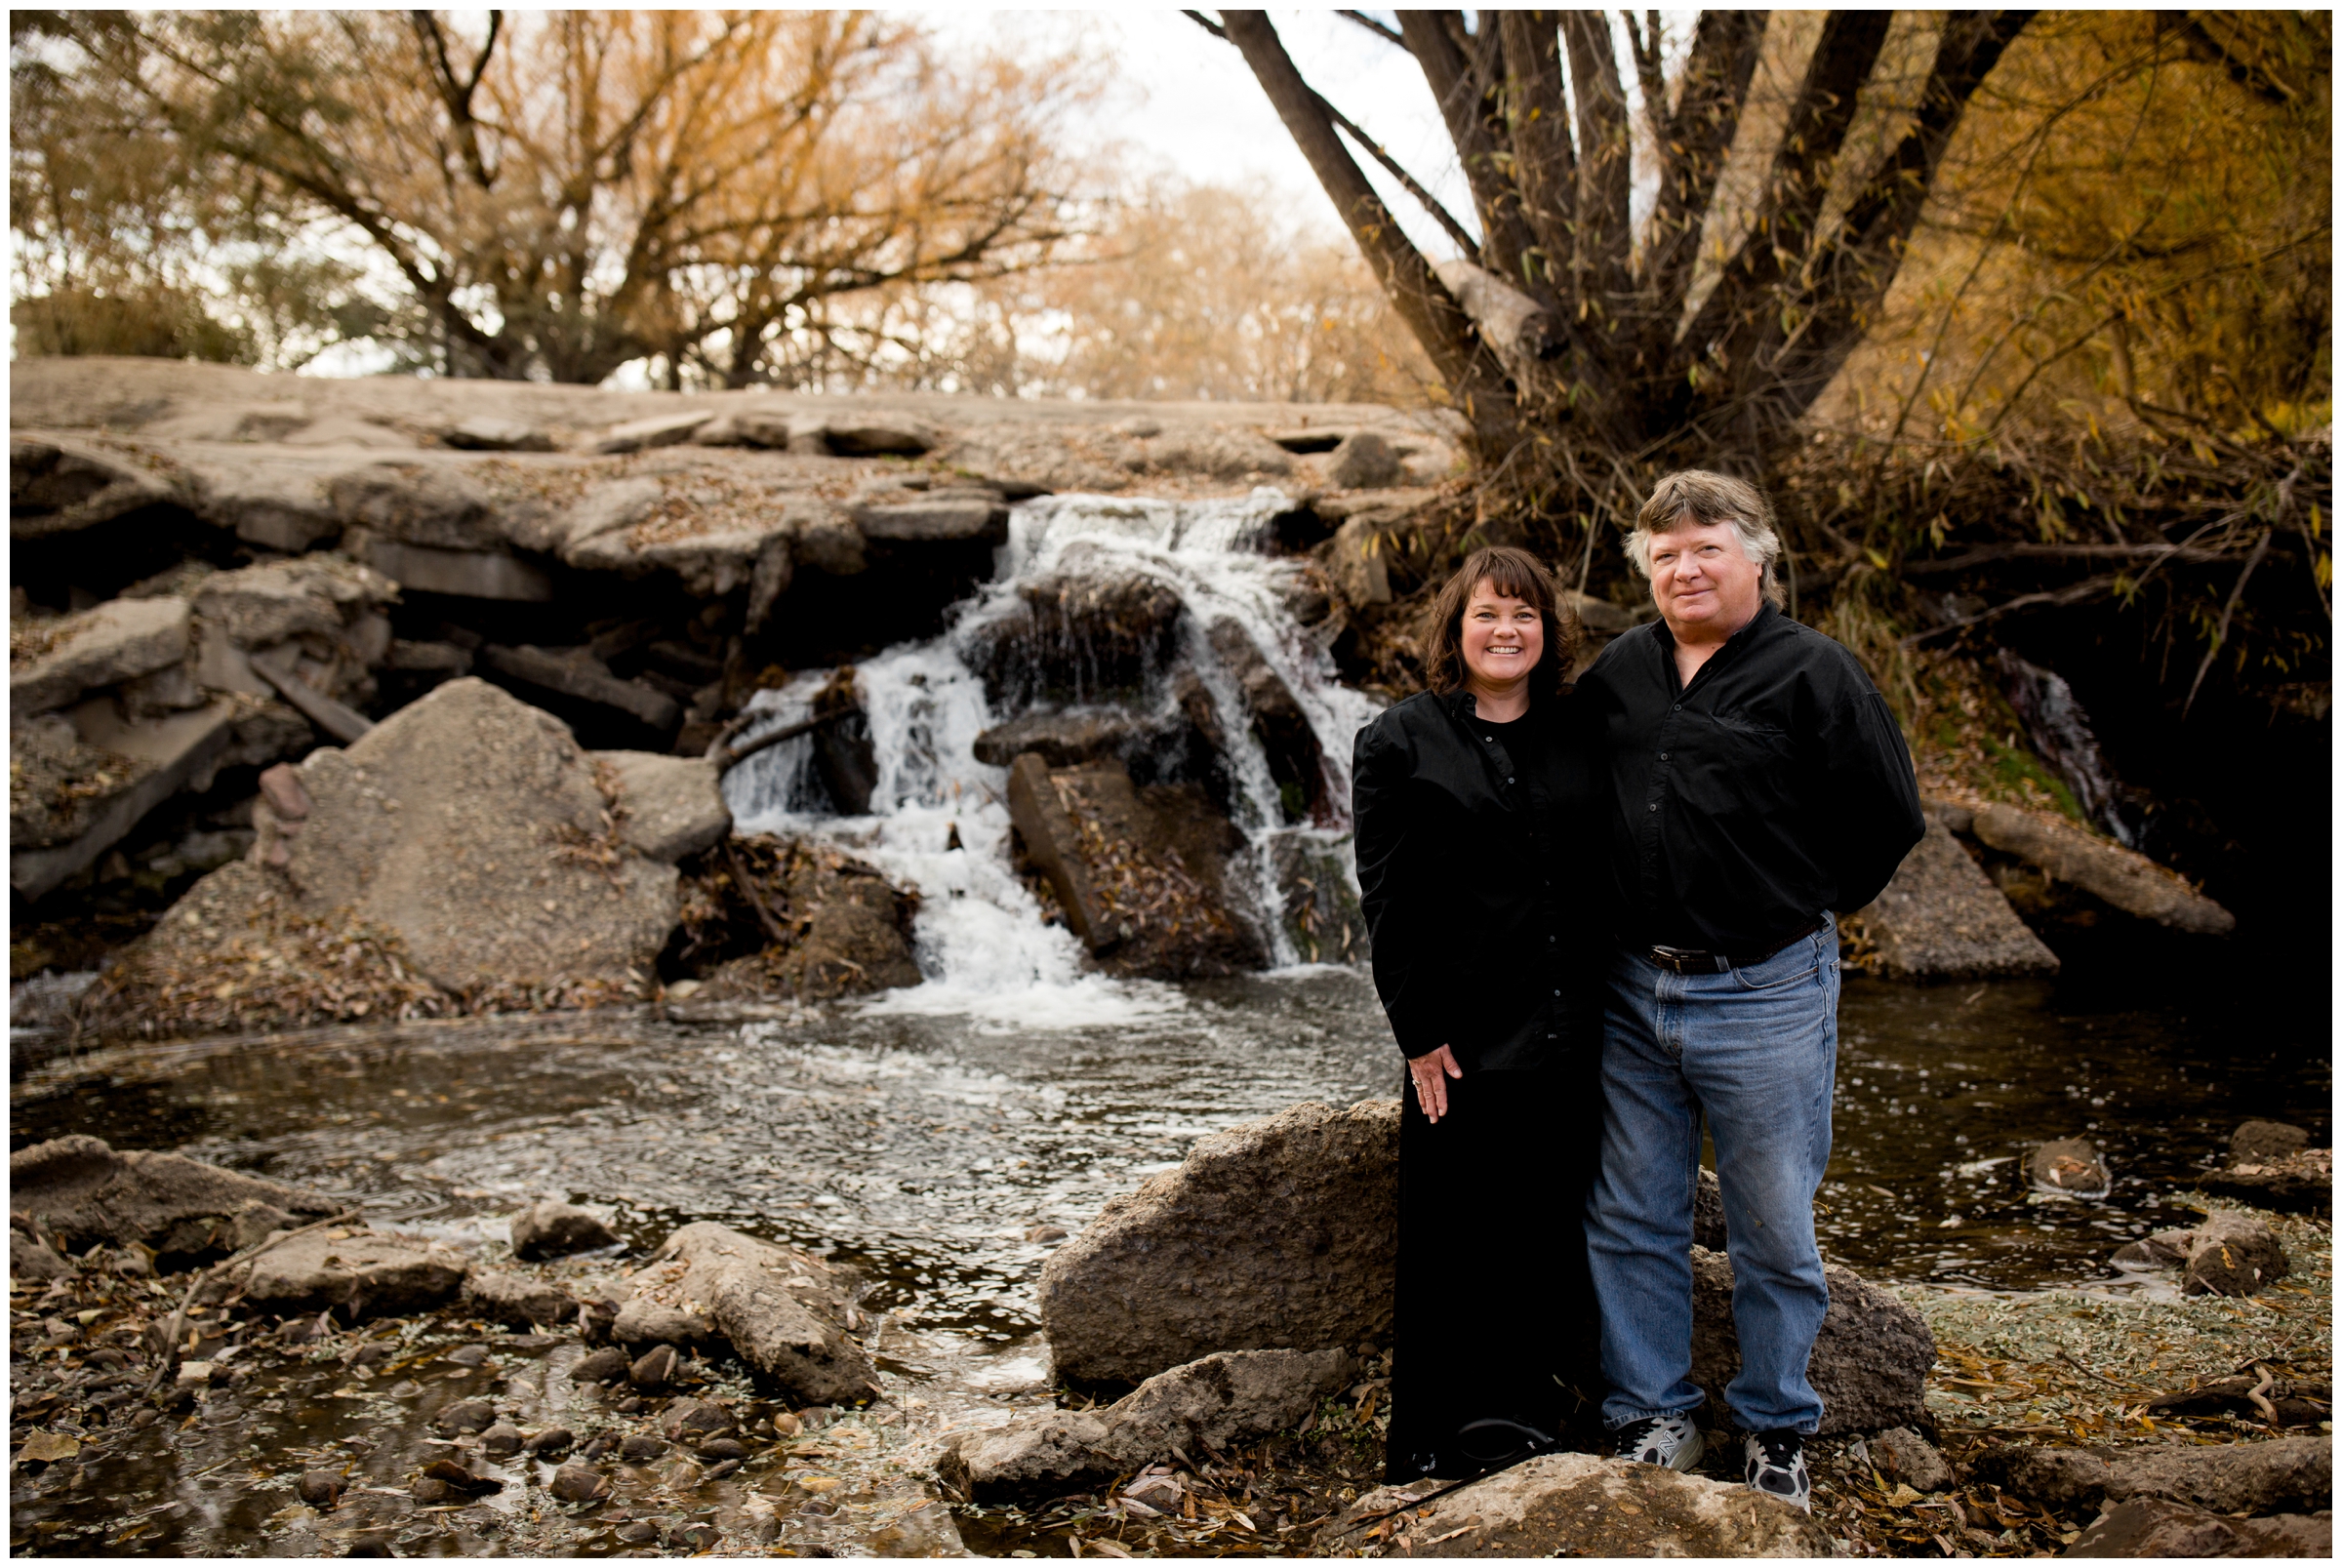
[{"xmin": 1352, "ymin": 470, "xmax": 1926, "ymax": 1510}]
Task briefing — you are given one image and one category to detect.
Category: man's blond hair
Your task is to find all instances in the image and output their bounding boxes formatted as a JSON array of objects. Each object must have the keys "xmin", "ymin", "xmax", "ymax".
[{"xmin": 1626, "ymin": 469, "xmax": 1787, "ymax": 609}]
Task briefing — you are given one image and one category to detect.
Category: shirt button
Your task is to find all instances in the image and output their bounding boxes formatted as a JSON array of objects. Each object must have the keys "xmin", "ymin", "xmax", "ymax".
[
  {"xmin": 1673, "ymin": 704, "xmax": 1681, "ymax": 712},
  {"xmin": 1648, "ymin": 803, "xmax": 1659, "ymax": 813},
  {"xmin": 1660, "ymin": 752, "xmax": 1670, "ymax": 761},
  {"xmin": 1506, "ymin": 777, "xmax": 1514, "ymax": 784}
]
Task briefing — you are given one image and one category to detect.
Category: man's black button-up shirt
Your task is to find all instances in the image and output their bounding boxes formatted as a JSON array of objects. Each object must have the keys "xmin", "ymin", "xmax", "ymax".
[{"xmin": 1579, "ymin": 603, "xmax": 1925, "ymax": 953}]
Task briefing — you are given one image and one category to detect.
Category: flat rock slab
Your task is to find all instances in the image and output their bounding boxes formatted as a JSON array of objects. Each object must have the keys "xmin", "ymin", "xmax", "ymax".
[
  {"xmin": 10, "ymin": 1133, "xmax": 338, "ymax": 1259},
  {"xmin": 239, "ymin": 1228, "xmax": 470, "ymax": 1317},
  {"xmin": 2063, "ymin": 1496, "xmax": 2333, "ymax": 1557},
  {"xmin": 1970, "ymin": 802, "xmax": 2234, "ymax": 935},
  {"xmin": 510, "ymin": 1200, "xmax": 619, "ymax": 1260},
  {"xmin": 11, "ymin": 595, "xmax": 191, "ymax": 715},
  {"xmin": 1689, "ymin": 1244, "xmax": 1934, "ymax": 1435},
  {"xmin": 1039, "ymin": 1099, "xmax": 1399, "ymax": 1385},
  {"xmin": 939, "ymin": 1348, "xmax": 1352, "ymax": 1503},
  {"xmin": 1318, "ymin": 1452, "xmax": 1835, "ymax": 1557},
  {"xmin": 613, "ymin": 1222, "xmax": 876, "ymax": 1405},
  {"xmin": 1854, "ymin": 818, "xmax": 2059, "ymax": 980},
  {"xmin": 460, "ymin": 1269, "xmax": 576, "ymax": 1328}
]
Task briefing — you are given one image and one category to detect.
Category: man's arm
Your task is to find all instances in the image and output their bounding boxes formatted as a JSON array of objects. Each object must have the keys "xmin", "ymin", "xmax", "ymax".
[{"xmin": 1815, "ymin": 681, "xmax": 1927, "ymax": 913}]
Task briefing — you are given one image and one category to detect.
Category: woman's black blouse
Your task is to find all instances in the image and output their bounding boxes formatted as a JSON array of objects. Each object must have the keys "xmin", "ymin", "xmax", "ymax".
[{"xmin": 1351, "ymin": 687, "xmax": 1600, "ymax": 1072}]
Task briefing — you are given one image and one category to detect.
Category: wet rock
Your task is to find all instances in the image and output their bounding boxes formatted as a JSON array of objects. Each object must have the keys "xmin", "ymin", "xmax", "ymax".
[
  {"xmin": 1689, "ymin": 1244, "xmax": 1932, "ymax": 1435},
  {"xmin": 2233, "ymin": 1121, "xmax": 2312, "ymax": 1164},
  {"xmin": 661, "ymin": 1399, "xmax": 735, "ymax": 1443},
  {"xmin": 1847, "ymin": 818, "xmax": 2060, "ymax": 981},
  {"xmin": 1870, "ymin": 1427, "xmax": 1957, "ymax": 1493},
  {"xmin": 615, "ymin": 1520, "xmax": 662, "ymax": 1544},
  {"xmin": 593, "ymin": 750, "xmax": 730, "ymax": 863},
  {"xmin": 1981, "ymin": 1434, "xmax": 2330, "ymax": 1515},
  {"xmin": 525, "ymin": 1427, "xmax": 577, "ymax": 1456},
  {"xmin": 2198, "ymin": 1146, "xmax": 2333, "ymax": 1215},
  {"xmin": 419, "ymin": 1457, "xmax": 503, "ymax": 1497},
  {"xmin": 619, "ymin": 1433, "xmax": 669, "ymax": 1463},
  {"xmin": 1324, "ymin": 430, "xmax": 1402, "ymax": 490},
  {"xmin": 1318, "ymin": 1452, "xmax": 1831, "ymax": 1557},
  {"xmin": 614, "ymin": 1223, "xmax": 877, "ymax": 1405},
  {"xmin": 296, "ymin": 1468, "xmax": 347, "ymax": 1508},
  {"xmin": 1268, "ymin": 830, "xmax": 1367, "ymax": 965},
  {"xmin": 961, "ymin": 546, "xmax": 1186, "ymax": 706},
  {"xmin": 459, "ymin": 1269, "xmax": 574, "ymax": 1328},
  {"xmin": 444, "ymin": 1343, "xmax": 491, "ymax": 1367},
  {"xmin": 628, "ymin": 1343, "xmax": 680, "ymax": 1387},
  {"xmin": 11, "ymin": 596, "xmax": 193, "ymax": 715},
  {"xmin": 2180, "ymin": 1211, "xmax": 2290, "ymax": 1297},
  {"xmin": 549, "ymin": 1463, "xmax": 611, "ymax": 1503},
  {"xmin": 9, "ymin": 1134, "xmax": 338, "ymax": 1261},
  {"xmin": 1039, "ymin": 1099, "xmax": 1399, "ymax": 1385},
  {"xmin": 479, "ymin": 1424, "xmax": 524, "ymax": 1458},
  {"xmin": 939, "ymin": 1347, "xmax": 1352, "ymax": 1503},
  {"xmin": 94, "ymin": 678, "xmax": 680, "ymax": 1025},
  {"xmin": 590, "ymin": 411, "xmax": 714, "ymax": 456},
  {"xmin": 972, "ymin": 709, "xmax": 1145, "ymax": 769},
  {"xmin": 668, "ymin": 834, "xmax": 922, "ymax": 1004},
  {"xmin": 434, "ymin": 1400, "xmax": 499, "ymax": 1434},
  {"xmin": 697, "ymin": 1437, "xmax": 748, "ymax": 1463},
  {"xmin": 509, "ymin": 1199, "xmax": 619, "ymax": 1261},
  {"xmin": 1324, "ymin": 514, "xmax": 1392, "ymax": 608},
  {"xmin": 2110, "ymin": 1228, "xmax": 2196, "ymax": 1269},
  {"xmin": 239, "ymin": 1228, "xmax": 470, "ymax": 1318},
  {"xmin": 1205, "ymin": 619, "xmax": 1324, "ymax": 822},
  {"xmin": 570, "ymin": 1347, "xmax": 632, "ymax": 1384},
  {"xmin": 1005, "ymin": 756, "xmax": 1267, "ymax": 978},
  {"xmin": 1968, "ymin": 802, "xmax": 2234, "ymax": 935},
  {"xmin": 2031, "ymin": 1138, "xmax": 2114, "ymax": 1199}
]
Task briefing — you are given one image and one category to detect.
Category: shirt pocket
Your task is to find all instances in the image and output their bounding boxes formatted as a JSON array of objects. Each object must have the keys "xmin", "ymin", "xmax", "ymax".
[{"xmin": 1692, "ymin": 712, "xmax": 1799, "ymax": 816}]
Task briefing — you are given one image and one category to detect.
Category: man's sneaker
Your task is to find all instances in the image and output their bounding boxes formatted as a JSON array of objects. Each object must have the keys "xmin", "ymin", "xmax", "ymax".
[
  {"xmin": 1743, "ymin": 1428, "xmax": 1810, "ymax": 1510},
  {"xmin": 1610, "ymin": 1412, "xmax": 1704, "ymax": 1470}
]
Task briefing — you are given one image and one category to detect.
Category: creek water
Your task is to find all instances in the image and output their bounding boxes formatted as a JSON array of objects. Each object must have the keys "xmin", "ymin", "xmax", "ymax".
[{"xmin": 10, "ymin": 492, "xmax": 2326, "ymax": 1556}]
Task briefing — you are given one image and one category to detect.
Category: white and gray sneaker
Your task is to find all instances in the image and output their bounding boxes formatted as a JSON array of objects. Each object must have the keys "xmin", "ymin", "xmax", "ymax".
[
  {"xmin": 1610, "ymin": 1412, "xmax": 1704, "ymax": 1470},
  {"xmin": 1743, "ymin": 1429, "xmax": 1811, "ymax": 1510}
]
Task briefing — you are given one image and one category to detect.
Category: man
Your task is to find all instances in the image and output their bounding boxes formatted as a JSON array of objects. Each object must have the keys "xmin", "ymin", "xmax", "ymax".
[{"xmin": 1576, "ymin": 470, "xmax": 1924, "ymax": 1509}]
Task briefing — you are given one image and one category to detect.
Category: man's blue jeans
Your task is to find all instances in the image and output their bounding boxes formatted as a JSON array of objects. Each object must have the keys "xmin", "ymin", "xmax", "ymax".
[{"xmin": 1585, "ymin": 928, "xmax": 1839, "ymax": 1435}]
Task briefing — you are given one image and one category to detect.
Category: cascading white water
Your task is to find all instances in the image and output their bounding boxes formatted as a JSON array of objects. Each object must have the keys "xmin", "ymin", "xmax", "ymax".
[{"xmin": 723, "ymin": 488, "xmax": 1381, "ymax": 1025}]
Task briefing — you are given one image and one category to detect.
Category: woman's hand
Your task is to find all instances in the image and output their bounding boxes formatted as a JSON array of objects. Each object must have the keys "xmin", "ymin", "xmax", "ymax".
[{"xmin": 1407, "ymin": 1044, "xmax": 1463, "ymax": 1123}]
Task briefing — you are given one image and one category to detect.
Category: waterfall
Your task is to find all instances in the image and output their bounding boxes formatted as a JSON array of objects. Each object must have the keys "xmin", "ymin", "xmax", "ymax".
[
  {"xmin": 723, "ymin": 489, "xmax": 1381, "ymax": 1024},
  {"xmin": 1996, "ymin": 649, "xmax": 2148, "ymax": 848}
]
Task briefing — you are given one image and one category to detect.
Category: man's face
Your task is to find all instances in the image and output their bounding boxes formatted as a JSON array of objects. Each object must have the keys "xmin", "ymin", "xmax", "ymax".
[{"xmin": 1647, "ymin": 519, "xmax": 1763, "ymax": 639}]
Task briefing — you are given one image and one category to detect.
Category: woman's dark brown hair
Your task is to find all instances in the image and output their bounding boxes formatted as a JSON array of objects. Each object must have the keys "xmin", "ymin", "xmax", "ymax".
[{"xmin": 1419, "ymin": 545, "xmax": 1582, "ymax": 699}]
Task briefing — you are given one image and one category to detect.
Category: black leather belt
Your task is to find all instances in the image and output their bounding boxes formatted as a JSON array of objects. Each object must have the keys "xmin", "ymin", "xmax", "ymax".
[{"xmin": 1644, "ymin": 917, "xmax": 1828, "ymax": 976}]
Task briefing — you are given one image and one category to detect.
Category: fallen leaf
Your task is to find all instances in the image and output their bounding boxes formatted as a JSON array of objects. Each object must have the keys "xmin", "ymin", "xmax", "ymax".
[{"xmin": 16, "ymin": 1430, "xmax": 80, "ymax": 1464}]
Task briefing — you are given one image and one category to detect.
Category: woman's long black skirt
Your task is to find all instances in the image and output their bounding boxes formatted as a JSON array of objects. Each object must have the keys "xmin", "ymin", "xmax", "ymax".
[{"xmin": 1384, "ymin": 1064, "xmax": 1602, "ymax": 1483}]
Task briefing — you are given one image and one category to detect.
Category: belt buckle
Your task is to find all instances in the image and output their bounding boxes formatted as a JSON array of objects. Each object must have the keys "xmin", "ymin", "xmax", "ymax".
[{"xmin": 1649, "ymin": 945, "xmax": 1708, "ymax": 975}]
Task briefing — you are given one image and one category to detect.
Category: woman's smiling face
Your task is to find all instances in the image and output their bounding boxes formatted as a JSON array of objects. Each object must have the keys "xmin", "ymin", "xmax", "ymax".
[{"xmin": 1461, "ymin": 580, "xmax": 1544, "ymax": 692}]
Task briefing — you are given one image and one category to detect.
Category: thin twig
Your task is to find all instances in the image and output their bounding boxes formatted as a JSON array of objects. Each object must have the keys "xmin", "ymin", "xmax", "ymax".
[{"xmin": 2183, "ymin": 528, "xmax": 2271, "ymax": 715}]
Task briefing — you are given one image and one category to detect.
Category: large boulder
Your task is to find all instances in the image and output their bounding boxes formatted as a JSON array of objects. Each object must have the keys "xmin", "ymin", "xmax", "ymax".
[
  {"xmin": 1689, "ymin": 1245, "xmax": 1933, "ymax": 1435},
  {"xmin": 237, "ymin": 1228, "xmax": 471, "ymax": 1317},
  {"xmin": 9, "ymin": 1134, "xmax": 338, "ymax": 1262},
  {"xmin": 1849, "ymin": 818, "xmax": 2059, "ymax": 981},
  {"xmin": 1317, "ymin": 1453, "xmax": 1833, "ymax": 1557},
  {"xmin": 1038, "ymin": 1099, "xmax": 1400, "ymax": 1385},
  {"xmin": 1980, "ymin": 1435, "xmax": 2329, "ymax": 1517},
  {"xmin": 612, "ymin": 1223, "xmax": 877, "ymax": 1405},
  {"xmin": 132, "ymin": 678, "xmax": 678, "ymax": 1002},
  {"xmin": 938, "ymin": 1348, "xmax": 1351, "ymax": 1503}
]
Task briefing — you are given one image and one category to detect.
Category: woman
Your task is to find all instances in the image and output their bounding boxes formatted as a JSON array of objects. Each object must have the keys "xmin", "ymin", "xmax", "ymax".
[{"xmin": 1352, "ymin": 545, "xmax": 1604, "ymax": 1483}]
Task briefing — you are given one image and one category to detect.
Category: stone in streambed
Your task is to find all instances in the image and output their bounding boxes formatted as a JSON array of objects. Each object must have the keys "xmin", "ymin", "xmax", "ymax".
[
  {"xmin": 612, "ymin": 1223, "xmax": 876, "ymax": 1405},
  {"xmin": 661, "ymin": 1399, "xmax": 734, "ymax": 1443},
  {"xmin": 1317, "ymin": 1453, "xmax": 1831, "ymax": 1557},
  {"xmin": 2179, "ymin": 1211, "xmax": 2289, "ymax": 1298},
  {"xmin": 237, "ymin": 1228, "xmax": 469, "ymax": 1318},
  {"xmin": 1967, "ymin": 801, "xmax": 2234, "ymax": 935},
  {"xmin": 480, "ymin": 1423, "xmax": 524, "ymax": 1457},
  {"xmin": 460, "ymin": 1268, "xmax": 575, "ymax": 1328},
  {"xmin": 2030, "ymin": 1137, "xmax": 2113, "ymax": 1199},
  {"xmin": 1847, "ymin": 816, "xmax": 2059, "ymax": 981},
  {"xmin": 296, "ymin": 1469, "xmax": 347, "ymax": 1508},
  {"xmin": 509, "ymin": 1199, "xmax": 619, "ymax": 1261},
  {"xmin": 549, "ymin": 1462, "xmax": 611, "ymax": 1503},
  {"xmin": 938, "ymin": 1347, "xmax": 1351, "ymax": 1504},
  {"xmin": 2232, "ymin": 1120, "xmax": 2312, "ymax": 1163},
  {"xmin": 620, "ymin": 1433, "xmax": 668, "ymax": 1463},
  {"xmin": 628, "ymin": 1343, "xmax": 679, "ymax": 1388},
  {"xmin": 570, "ymin": 1346, "xmax": 632, "ymax": 1384},
  {"xmin": 2200, "ymin": 1122, "xmax": 2332, "ymax": 1216},
  {"xmin": 435, "ymin": 1399, "xmax": 498, "ymax": 1434},
  {"xmin": 525, "ymin": 1427, "xmax": 577, "ymax": 1456},
  {"xmin": 1039, "ymin": 1099, "xmax": 1399, "ymax": 1385},
  {"xmin": 10, "ymin": 1133, "xmax": 338, "ymax": 1262}
]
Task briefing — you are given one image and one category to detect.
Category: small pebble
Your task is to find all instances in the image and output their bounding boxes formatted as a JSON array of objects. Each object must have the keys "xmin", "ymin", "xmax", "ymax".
[
  {"xmin": 480, "ymin": 1423, "xmax": 523, "ymax": 1457},
  {"xmin": 130, "ymin": 1409, "xmax": 160, "ymax": 1429},
  {"xmin": 619, "ymin": 1434, "xmax": 668, "ymax": 1463},
  {"xmin": 701, "ymin": 1459, "xmax": 741, "ymax": 1481},
  {"xmin": 296, "ymin": 1469, "xmax": 346, "ymax": 1508},
  {"xmin": 434, "ymin": 1398, "xmax": 496, "ymax": 1433},
  {"xmin": 697, "ymin": 1437, "xmax": 747, "ymax": 1462},
  {"xmin": 627, "ymin": 1344, "xmax": 677, "ymax": 1388},
  {"xmin": 549, "ymin": 1463, "xmax": 610, "ymax": 1503},
  {"xmin": 444, "ymin": 1344, "xmax": 489, "ymax": 1367},
  {"xmin": 615, "ymin": 1520, "xmax": 661, "ymax": 1544},
  {"xmin": 524, "ymin": 1427, "xmax": 576, "ymax": 1456},
  {"xmin": 569, "ymin": 1346, "xmax": 631, "ymax": 1384}
]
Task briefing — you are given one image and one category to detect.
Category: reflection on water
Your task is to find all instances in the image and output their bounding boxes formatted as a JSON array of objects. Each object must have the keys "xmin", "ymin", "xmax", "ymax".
[{"xmin": 18, "ymin": 968, "xmax": 2325, "ymax": 1319}]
